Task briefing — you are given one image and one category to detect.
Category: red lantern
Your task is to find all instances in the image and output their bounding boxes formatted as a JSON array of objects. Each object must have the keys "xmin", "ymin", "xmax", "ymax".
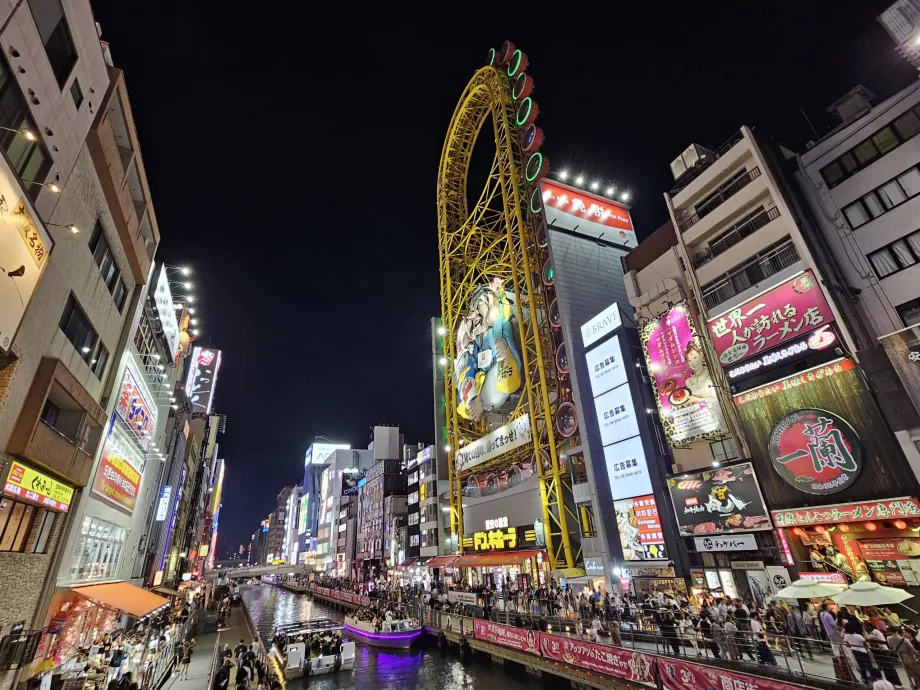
[
  {"xmin": 895, "ymin": 520, "xmax": 908, "ymax": 530},
  {"xmin": 792, "ymin": 527, "xmax": 805, "ymax": 536},
  {"xmin": 815, "ymin": 525, "xmax": 826, "ymax": 534},
  {"xmin": 866, "ymin": 522, "xmax": 878, "ymax": 531},
  {"xmin": 839, "ymin": 524, "xmax": 849, "ymax": 533}
]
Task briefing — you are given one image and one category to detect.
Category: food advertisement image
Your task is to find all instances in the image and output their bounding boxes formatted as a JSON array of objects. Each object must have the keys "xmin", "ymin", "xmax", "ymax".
[
  {"xmin": 614, "ymin": 495, "xmax": 667, "ymax": 560},
  {"xmin": 666, "ymin": 462, "xmax": 771, "ymax": 537}
]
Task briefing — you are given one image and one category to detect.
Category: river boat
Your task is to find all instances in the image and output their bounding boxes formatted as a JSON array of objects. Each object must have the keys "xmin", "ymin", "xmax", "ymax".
[
  {"xmin": 343, "ymin": 615, "xmax": 422, "ymax": 649},
  {"xmin": 272, "ymin": 619, "xmax": 355, "ymax": 679}
]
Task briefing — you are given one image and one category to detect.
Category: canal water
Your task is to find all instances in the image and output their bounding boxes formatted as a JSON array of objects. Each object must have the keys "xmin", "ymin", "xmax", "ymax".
[{"xmin": 241, "ymin": 585, "xmax": 553, "ymax": 690}]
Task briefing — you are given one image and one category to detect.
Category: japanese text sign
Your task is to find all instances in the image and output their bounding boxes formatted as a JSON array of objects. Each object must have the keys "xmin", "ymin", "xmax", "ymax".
[
  {"xmin": 92, "ymin": 435, "xmax": 142, "ymax": 513},
  {"xmin": 708, "ymin": 271, "xmax": 835, "ymax": 366},
  {"xmin": 539, "ymin": 634, "xmax": 654, "ymax": 685},
  {"xmin": 455, "ymin": 415, "xmax": 532, "ymax": 473},
  {"xmin": 473, "ymin": 620, "xmax": 539, "ymax": 654},
  {"xmin": 541, "ymin": 179, "xmax": 636, "ymax": 248},
  {"xmin": 641, "ymin": 302, "xmax": 726, "ymax": 446},
  {"xmin": 772, "ymin": 497, "xmax": 920, "ymax": 527},
  {"xmin": 472, "ymin": 527, "xmax": 518, "ymax": 551},
  {"xmin": 615, "ymin": 495, "xmax": 667, "ymax": 561},
  {"xmin": 658, "ymin": 658, "xmax": 807, "ymax": 690},
  {"xmin": 734, "ymin": 359, "xmax": 854, "ymax": 407},
  {"xmin": 115, "ymin": 367, "xmax": 155, "ymax": 447},
  {"xmin": 4, "ymin": 461, "xmax": 72, "ymax": 512}
]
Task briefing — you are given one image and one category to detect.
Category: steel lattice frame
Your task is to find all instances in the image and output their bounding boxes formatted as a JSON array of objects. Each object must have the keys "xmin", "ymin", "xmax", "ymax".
[{"xmin": 437, "ymin": 63, "xmax": 576, "ymax": 571}]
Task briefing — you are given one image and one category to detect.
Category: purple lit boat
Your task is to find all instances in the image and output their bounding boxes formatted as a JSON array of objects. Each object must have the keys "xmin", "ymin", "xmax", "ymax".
[{"xmin": 343, "ymin": 615, "xmax": 423, "ymax": 649}]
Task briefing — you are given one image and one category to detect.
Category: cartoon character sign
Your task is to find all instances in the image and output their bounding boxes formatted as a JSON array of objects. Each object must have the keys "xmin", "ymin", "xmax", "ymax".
[{"xmin": 454, "ymin": 278, "xmax": 523, "ymax": 421}]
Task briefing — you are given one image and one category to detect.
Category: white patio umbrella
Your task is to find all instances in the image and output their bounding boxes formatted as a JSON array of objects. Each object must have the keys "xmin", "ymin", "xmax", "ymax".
[
  {"xmin": 832, "ymin": 580, "xmax": 913, "ymax": 606},
  {"xmin": 775, "ymin": 579, "xmax": 847, "ymax": 599}
]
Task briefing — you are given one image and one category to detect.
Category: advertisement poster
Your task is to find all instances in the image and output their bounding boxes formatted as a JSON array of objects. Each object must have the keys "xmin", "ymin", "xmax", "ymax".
[
  {"xmin": 594, "ymin": 383, "xmax": 640, "ymax": 446},
  {"xmin": 857, "ymin": 538, "xmax": 920, "ymax": 586},
  {"xmin": 3, "ymin": 461, "xmax": 73, "ymax": 512},
  {"xmin": 0, "ymin": 163, "xmax": 52, "ymax": 352},
  {"xmin": 455, "ymin": 415, "xmax": 532, "ymax": 473},
  {"xmin": 585, "ymin": 334, "xmax": 627, "ymax": 397},
  {"xmin": 768, "ymin": 407, "xmax": 862, "ymax": 495},
  {"xmin": 640, "ymin": 302, "xmax": 726, "ymax": 446},
  {"xmin": 115, "ymin": 368, "xmax": 155, "ymax": 448},
  {"xmin": 772, "ymin": 498, "xmax": 920, "ymax": 527},
  {"xmin": 603, "ymin": 435, "xmax": 653, "ymax": 500},
  {"xmin": 658, "ymin": 658, "xmax": 806, "ymax": 690},
  {"xmin": 707, "ymin": 270, "xmax": 835, "ymax": 366},
  {"xmin": 539, "ymin": 634, "xmax": 654, "ymax": 685},
  {"xmin": 666, "ymin": 462, "xmax": 771, "ymax": 536},
  {"xmin": 454, "ymin": 278, "xmax": 524, "ymax": 423},
  {"xmin": 473, "ymin": 620, "xmax": 539, "ymax": 653},
  {"xmin": 541, "ymin": 179, "xmax": 636, "ymax": 248},
  {"xmin": 92, "ymin": 435, "xmax": 142, "ymax": 513},
  {"xmin": 185, "ymin": 347, "xmax": 222, "ymax": 414},
  {"xmin": 614, "ymin": 495, "xmax": 667, "ymax": 560}
]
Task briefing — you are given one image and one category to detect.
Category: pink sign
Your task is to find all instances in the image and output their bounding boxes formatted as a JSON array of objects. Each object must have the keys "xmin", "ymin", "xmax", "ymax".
[
  {"xmin": 539, "ymin": 634, "xmax": 654, "ymax": 684},
  {"xmin": 658, "ymin": 658, "xmax": 809, "ymax": 690},
  {"xmin": 641, "ymin": 303, "xmax": 724, "ymax": 444},
  {"xmin": 473, "ymin": 620, "xmax": 539, "ymax": 653},
  {"xmin": 707, "ymin": 270, "xmax": 835, "ymax": 366}
]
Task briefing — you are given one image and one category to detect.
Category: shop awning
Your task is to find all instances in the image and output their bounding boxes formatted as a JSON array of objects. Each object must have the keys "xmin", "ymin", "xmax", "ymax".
[
  {"xmin": 426, "ymin": 556, "xmax": 458, "ymax": 568},
  {"xmin": 398, "ymin": 558, "xmax": 416, "ymax": 568},
  {"xmin": 152, "ymin": 586, "xmax": 183, "ymax": 597},
  {"xmin": 451, "ymin": 550, "xmax": 544, "ymax": 567},
  {"xmin": 72, "ymin": 582, "xmax": 170, "ymax": 618}
]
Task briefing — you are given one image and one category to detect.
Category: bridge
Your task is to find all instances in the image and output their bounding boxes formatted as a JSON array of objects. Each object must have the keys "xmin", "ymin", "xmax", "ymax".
[{"xmin": 204, "ymin": 563, "xmax": 310, "ymax": 580}]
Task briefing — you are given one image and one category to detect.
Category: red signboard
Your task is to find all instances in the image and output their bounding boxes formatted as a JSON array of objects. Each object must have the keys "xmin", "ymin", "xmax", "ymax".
[
  {"xmin": 857, "ymin": 538, "xmax": 920, "ymax": 561},
  {"xmin": 708, "ymin": 270, "xmax": 835, "ymax": 366},
  {"xmin": 797, "ymin": 571, "xmax": 848, "ymax": 585},
  {"xmin": 734, "ymin": 359, "xmax": 854, "ymax": 407},
  {"xmin": 92, "ymin": 437, "xmax": 142, "ymax": 512},
  {"xmin": 772, "ymin": 497, "xmax": 920, "ymax": 527},
  {"xmin": 539, "ymin": 634, "xmax": 654, "ymax": 685},
  {"xmin": 115, "ymin": 368, "xmax": 155, "ymax": 445},
  {"xmin": 658, "ymin": 658, "xmax": 807, "ymax": 690},
  {"xmin": 473, "ymin": 620, "xmax": 539, "ymax": 653},
  {"xmin": 4, "ymin": 461, "xmax": 73, "ymax": 512},
  {"xmin": 540, "ymin": 179, "xmax": 636, "ymax": 246}
]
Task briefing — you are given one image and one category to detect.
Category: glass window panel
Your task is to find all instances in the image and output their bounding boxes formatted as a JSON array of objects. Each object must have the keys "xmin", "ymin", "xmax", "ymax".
[
  {"xmin": 12, "ymin": 505, "xmax": 34, "ymax": 551},
  {"xmin": 0, "ymin": 502, "xmax": 25, "ymax": 550},
  {"xmin": 898, "ymin": 169, "xmax": 920, "ymax": 197},
  {"xmin": 843, "ymin": 202, "xmax": 869, "ymax": 228},
  {"xmin": 879, "ymin": 181, "xmax": 907, "ymax": 209},
  {"xmin": 821, "ymin": 161, "xmax": 845, "ymax": 187},
  {"xmin": 870, "ymin": 249, "xmax": 899, "ymax": 277},
  {"xmin": 872, "ymin": 127, "xmax": 900, "ymax": 154},
  {"xmin": 840, "ymin": 153, "xmax": 858, "ymax": 174},
  {"xmin": 906, "ymin": 231, "xmax": 920, "ymax": 259},
  {"xmin": 853, "ymin": 139, "xmax": 880, "ymax": 166},
  {"xmin": 895, "ymin": 110, "xmax": 920, "ymax": 141},
  {"xmin": 863, "ymin": 192, "xmax": 885, "ymax": 218},
  {"xmin": 33, "ymin": 511, "xmax": 54, "ymax": 553},
  {"xmin": 0, "ymin": 499, "xmax": 12, "ymax": 541},
  {"xmin": 899, "ymin": 297, "xmax": 920, "ymax": 327},
  {"xmin": 891, "ymin": 240, "xmax": 916, "ymax": 268}
]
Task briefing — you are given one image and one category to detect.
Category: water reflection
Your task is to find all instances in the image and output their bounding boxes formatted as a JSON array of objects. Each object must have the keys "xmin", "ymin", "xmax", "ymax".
[{"xmin": 241, "ymin": 585, "xmax": 542, "ymax": 690}]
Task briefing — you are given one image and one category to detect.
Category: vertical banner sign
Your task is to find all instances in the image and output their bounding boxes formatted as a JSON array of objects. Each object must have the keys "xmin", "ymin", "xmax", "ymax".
[
  {"xmin": 115, "ymin": 367, "xmax": 156, "ymax": 450},
  {"xmin": 639, "ymin": 302, "xmax": 726, "ymax": 446},
  {"xmin": 185, "ymin": 347, "xmax": 223, "ymax": 414},
  {"xmin": 92, "ymin": 434, "xmax": 142, "ymax": 512}
]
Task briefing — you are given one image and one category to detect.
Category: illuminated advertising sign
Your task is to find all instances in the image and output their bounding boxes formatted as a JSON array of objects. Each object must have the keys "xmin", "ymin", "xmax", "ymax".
[
  {"xmin": 594, "ymin": 384, "xmax": 640, "ymax": 446},
  {"xmin": 3, "ymin": 461, "xmax": 73, "ymax": 512},
  {"xmin": 209, "ymin": 460, "xmax": 224, "ymax": 514},
  {"xmin": 585, "ymin": 334, "xmax": 628, "ymax": 396},
  {"xmin": 304, "ymin": 443, "xmax": 351, "ymax": 467},
  {"xmin": 0, "ymin": 159, "xmax": 52, "ymax": 352},
  {"xmin": 640, "ymin": 302, "xmax": 726, "ymax": 446},
  {"xmin": 185, "ymin": 347, "xmax": 222, "ymax": 414},
  {"xmin": 666, "ymin": 462, "xmax": 771, "ymax": 536},
  {"xmin": 455, "ymin": 414, "xmax": 532, "ymax": 473},
  {"xmin": 461, "ymin": 524, "xmax": 540, "ymax": 552},
  {"xmin": 115, "ymin": 367, "xmax": 156, "ymax": 448},
  {"xmin": 298, "ymin": 494, "xmax": 309, "ymax": 534},
  {"xmin": 768, "ymin": 408, "xmax": 863, "ymax": 495},
  {"xmin": 541, "ymin": 179, "xmax": 636, "ymax": 248},
  {"xmin": 155, "ymin": 485, "xmax": 173, "ymax": 521},
  {"xmin": 92, "ymin": 433, "xmax": 143, "ymax": 513},
  {"xmin": 341, "ymin": 469, "xmax": 362, "ymax": 497},
  {"xmin": 153, "ymin": 265, "xmax": 180, "ymax": 360},
  {"xmin": 602, "ymin": 435, "xmax": 653, "ymax": 500},
  {"xmin": 727, "ymin": 326, "xmax": 837, "ymax": 380},
  {"xmin": 453, "ymin": 278, "xmax": 523, "ymax": 423},
  {"xmin": 614, "ymin": 495, "xmax": 667, "ymax": 560},
  {"xmin": 581, "ymin": 302, "xmax": 623, "ymax": 348},
  {"xmin": 708, "ymin": 270, "xmax": 836, "ymax": 366},
  {"xmin": 198, "ymin": 544, "xmax": 209, "ymax": 557}
]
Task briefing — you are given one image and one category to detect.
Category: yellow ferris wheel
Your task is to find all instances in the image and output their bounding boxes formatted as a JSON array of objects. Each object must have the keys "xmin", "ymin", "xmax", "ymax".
[{"xmin": 437, "ymin": 42, "xmax": 579, "ymax": 571}]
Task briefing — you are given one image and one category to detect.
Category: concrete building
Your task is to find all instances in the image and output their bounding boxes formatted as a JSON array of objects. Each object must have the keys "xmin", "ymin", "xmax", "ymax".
[
  {"xmin": 267, "ymin": 486, "xmax": 293, "ymax": 562},
  {"xmin": 797, "ymin": 82, "xmax": 920, "ymax": 467},
  {"xmin": 320, "ymin": 448, "xmax": 373, "ymax": 578}
]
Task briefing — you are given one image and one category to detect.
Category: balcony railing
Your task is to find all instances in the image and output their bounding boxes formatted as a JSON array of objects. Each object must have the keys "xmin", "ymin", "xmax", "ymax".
[
  {"xmin": 692, "ymin": 206, "xmax": 781, "ymax": 268},
  {"xmin": 678, "ymin": 167, "xmax": 762, "ymax": 233},
  {"xmin": 701, "ymin": 239, "xmax": 800, "ymax": 311}
]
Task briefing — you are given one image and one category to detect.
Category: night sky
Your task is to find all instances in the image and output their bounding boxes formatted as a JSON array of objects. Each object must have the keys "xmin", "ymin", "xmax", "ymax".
[{"xmin": 91, "ymin": 0, "xmax": 916, "ymax": 556}]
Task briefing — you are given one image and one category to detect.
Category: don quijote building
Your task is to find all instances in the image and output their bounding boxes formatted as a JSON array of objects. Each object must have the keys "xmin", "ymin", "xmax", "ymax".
[{"xmin": 632, "ymin": 123, "xmax": 920, "ymax": 602}]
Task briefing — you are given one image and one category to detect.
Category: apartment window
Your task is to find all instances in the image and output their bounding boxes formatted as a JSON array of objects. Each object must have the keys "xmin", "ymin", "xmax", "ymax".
[
  {"xmin": 821, "ymin": 104, "xmax": 920, "ymax": 188},
  {"xmin": 59, "ymin": 294, "xmax": 98, "ymax": 364},
  {"xmin": 112, "ymin": 279, "xmax": 128, "ymax": 313},
  {"xmin": 711, "ymin": 438, "xmax": 740, "ymax": 463},
  {"xmin": 0, "ymin": 497, "xmax": 54, "ymax": 553},
  {"xmin": 28, "ymin": 0, "xmax": 77, "ymax": 88},
  {"xmin": 69, "ymin": 77, "xmax": 83, "ymax": 109},
  {"xmin": 578, "ymin": 503, "xmax": 597, "ymax": 538},
  {"xmin": 843, "ymin": 163, "xmax": 920, "ymax": 228},
  {"xmin": 0, "ymin": 56, "xmax": 51, "ymax": 195},
  {"xmin": 868, "ymin": 232, "xmax": 920, "ymax": 278},
  {"xmin": 899, "ymin": 297, "xmax": 920, "ymax": 327},
  {"xmin": 90, "ymin": 341, "xmax": 109, "ymax": 380},
  {"xmin": 68, "ymin": 515, "xmax": 126, "ymax": 582},
  {"xmin": 89, "ymin": 223, "xmax": 120, "ymax": 291}
]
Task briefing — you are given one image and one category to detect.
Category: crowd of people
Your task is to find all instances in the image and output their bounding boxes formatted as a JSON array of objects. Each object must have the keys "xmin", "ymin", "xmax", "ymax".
[{"xmin": 213, "ymin": 639, "xmax": 271, "ymax": 690}]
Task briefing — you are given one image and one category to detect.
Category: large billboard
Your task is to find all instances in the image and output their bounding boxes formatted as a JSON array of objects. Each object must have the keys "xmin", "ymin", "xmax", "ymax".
[
  {"xmin": 298, "ymin": 494, "xmax": 309, "ymax": 534},
  {"xmin": 707, "ymin": 270, "xmax": 835, "ymax": 367},
  {"xmin": 453, "ymin": 277, "xmax": 523, "ymax": 422},
  {"xmin": 640, "ymin": 302, "xmax": 726, "ymax": 446},
  {"xmin": 541, "ymin": 179, "xmax": 636, "ymax": 248},
  {"xmin": 665, "ymin": 462, "xmax": 771, "ymax": 537},
  {"xmin": 92, "ymin": 430, "xmax": 143, "ymax": 513},
  {"xmin": 304, "ymin": 443, "xmax": 350, "ymax": 467},
  {"xmin": 115, "ymin": 365, "xmax": 156, "ymax": 451},
  {"xmin": 185, "ymin": 347, "xmax": 222, "ymax": 414},
  {"xmin": 455, "ymin": 415, "xmax": 532, "ymax": 473},
  {"xmin": 0, "ymin": 161, "xmax": 53, "ymax": 352},
  {"xmin": 153, "ymin": 264, "xmax": 180, "ymax": 360},
  {"xmin": 614, "ymin": 495, "xmax": 667, "ymax": 560}
]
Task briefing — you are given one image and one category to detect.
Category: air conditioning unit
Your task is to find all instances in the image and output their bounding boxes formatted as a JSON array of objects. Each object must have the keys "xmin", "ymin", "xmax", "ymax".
[{"xmin": 670, "ymin": 143, "xmax": 715, "ymax": 182}]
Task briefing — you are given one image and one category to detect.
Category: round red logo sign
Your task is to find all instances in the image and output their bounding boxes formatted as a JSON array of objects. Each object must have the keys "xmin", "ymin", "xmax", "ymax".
[{"xmin": 768, "ymin": 408, "xmax": 862, "ymax": 495}]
